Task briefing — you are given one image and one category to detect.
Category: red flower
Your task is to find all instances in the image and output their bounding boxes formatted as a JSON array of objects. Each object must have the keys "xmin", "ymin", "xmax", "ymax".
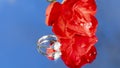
[{"xmin": 45, "ymin": 0, "xmax": 98, "ymax": 68}]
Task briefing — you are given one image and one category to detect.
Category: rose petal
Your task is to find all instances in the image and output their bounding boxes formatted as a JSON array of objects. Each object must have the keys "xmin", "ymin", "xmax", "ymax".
[{"xmin": 46, "ymin": 2, "xmax": 61, "ymax": 26}]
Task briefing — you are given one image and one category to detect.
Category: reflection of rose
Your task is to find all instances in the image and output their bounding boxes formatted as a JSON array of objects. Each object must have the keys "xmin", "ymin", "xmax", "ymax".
[{"xmin": 45, "ymin": 0, "xmax": 98, "ymax": 68}]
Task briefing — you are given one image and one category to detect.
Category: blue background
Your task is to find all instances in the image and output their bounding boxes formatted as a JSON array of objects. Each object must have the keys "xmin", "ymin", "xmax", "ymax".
[{"xmin": 0, "ymin": 0, "xmax": 120, "ymax": 68}]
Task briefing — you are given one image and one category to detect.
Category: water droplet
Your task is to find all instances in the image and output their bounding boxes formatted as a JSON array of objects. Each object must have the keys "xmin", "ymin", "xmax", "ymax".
[
  {"xmin": 89, "ymin": 53, "xmax": 92, "ymax": 56},
  {"xmin": 87, "ymin": 59, "xmax": 90, "ymax": 62},
  {"xmin": 93, "ymin": 52, "xmax": 96, "ymax": 55}
]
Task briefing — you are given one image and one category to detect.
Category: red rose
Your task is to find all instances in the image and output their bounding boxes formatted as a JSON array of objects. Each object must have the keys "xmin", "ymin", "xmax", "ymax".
[{"xmin": 45, "ymin": 0, "xmax": 98, "ymax": 68}]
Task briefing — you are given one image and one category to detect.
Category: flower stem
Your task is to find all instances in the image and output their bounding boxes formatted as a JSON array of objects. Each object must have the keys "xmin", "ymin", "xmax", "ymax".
[{"xmin": 47, "ymin": 0, "xmax": 56, "ymax": 3}]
